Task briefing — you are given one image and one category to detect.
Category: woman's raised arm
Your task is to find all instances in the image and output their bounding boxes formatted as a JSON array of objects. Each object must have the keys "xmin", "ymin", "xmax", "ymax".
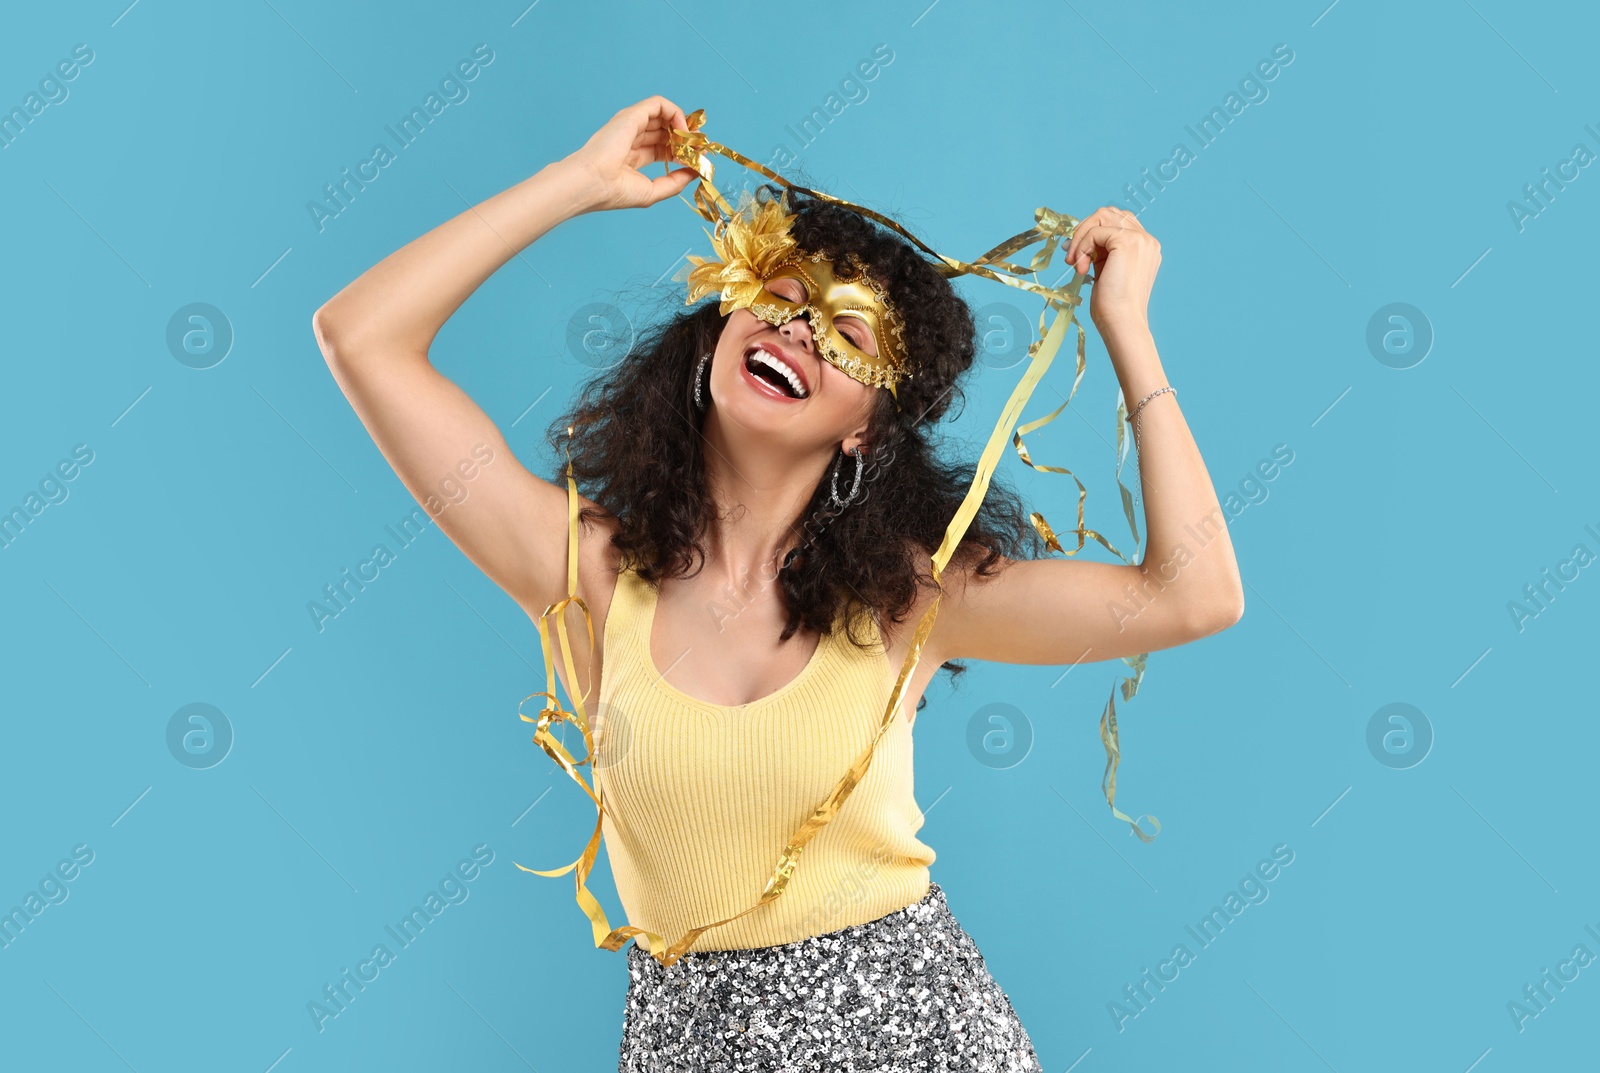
[
  {"xmin": 933, "ymin": 206, "xmax": 1245, "ymax": 668},
  {"xmin": 310, "ymin": 96, "xmax": 698, "ymax": 617}
]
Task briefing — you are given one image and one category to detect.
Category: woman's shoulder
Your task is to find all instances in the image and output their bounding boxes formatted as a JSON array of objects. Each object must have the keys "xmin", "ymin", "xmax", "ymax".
[
  {"xmin": 866, "ymin": 536, "xmax": 1014, "ymax": 654},
  {"xmin": 844, "ymin": 536, "xmax": 937, "ymax": 651}
]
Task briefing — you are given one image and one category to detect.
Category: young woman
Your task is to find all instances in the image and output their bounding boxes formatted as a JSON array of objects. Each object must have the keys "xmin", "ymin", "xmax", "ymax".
[{"xmin": 313, "ymin": 95, "xmax": 1243, "ymax": 1070}]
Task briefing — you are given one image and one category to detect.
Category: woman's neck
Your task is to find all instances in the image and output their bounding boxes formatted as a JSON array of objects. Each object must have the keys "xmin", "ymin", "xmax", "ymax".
[{"xmin": 699, "ymin": 437, "xmax": 830, "ymax": 595}]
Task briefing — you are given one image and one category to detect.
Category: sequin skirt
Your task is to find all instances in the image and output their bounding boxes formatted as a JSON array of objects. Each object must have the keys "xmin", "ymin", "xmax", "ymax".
[{"xmin": 617, "ymin": 881, "xmax": 1043, "ymax": 1072}]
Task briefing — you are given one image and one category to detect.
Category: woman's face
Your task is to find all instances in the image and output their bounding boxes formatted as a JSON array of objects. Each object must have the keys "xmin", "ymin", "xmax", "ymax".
[{"xmin": 708, "ymin": 283, "xmax": 882, "ymax": 454}]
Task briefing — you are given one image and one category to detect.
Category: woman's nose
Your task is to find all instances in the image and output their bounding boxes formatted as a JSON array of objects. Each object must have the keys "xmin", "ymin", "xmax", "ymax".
[{"xmin": 778, "ymin": 315, "xmax": 814, "ymax": 350}]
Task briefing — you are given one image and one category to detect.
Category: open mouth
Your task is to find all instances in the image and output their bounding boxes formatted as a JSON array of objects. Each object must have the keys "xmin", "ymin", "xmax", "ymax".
[{"xmin": 743, "ymin": 344, "xmax": 809, "ymax": 400}]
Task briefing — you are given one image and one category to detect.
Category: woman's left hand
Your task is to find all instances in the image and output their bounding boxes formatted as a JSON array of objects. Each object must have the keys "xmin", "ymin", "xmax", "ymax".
[{"xmin": 1065, "ymin": 207, "xmax": 1161, "ymax": 332}]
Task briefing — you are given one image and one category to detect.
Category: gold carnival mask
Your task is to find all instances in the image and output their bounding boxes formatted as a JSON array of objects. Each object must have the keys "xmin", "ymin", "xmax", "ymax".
[
  {"xmin": 514, "ymin": 107, "xmax": 1167, "ymax": 969},
  {"xmin": 680, "ymin": 191, "xmax": 913, "ymax": 398}
]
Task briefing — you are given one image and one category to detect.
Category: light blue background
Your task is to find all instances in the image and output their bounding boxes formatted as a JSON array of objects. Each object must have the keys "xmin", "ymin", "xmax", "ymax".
[{"xmin": 2, "ymin": 1, "xmax": 1595, "ymax": 1069}]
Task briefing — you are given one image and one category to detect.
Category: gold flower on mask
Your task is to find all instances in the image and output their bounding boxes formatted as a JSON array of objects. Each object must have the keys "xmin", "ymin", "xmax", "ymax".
[{"xmin": 683, "ymin": 193, "xmax": 800, "ymax": 315}]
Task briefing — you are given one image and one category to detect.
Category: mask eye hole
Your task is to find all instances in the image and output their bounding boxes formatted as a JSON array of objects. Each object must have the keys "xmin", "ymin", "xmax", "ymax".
[
  {"xmin": 763, "ymin": 276, "xmax": 806, "ymax": 303},
  {"xmin": 835, "ymin": 315, "xmax": 877, "ymax": 356}
]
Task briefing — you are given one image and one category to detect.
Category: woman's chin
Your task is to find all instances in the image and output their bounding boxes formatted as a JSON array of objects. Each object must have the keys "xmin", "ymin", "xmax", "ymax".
[
  {"xmin": 716, "ymin": 393, "xmax": 798, "ymax": 434},
  {"xmin": 711, "ymin": 387, "xmax": 825, "ymax": 450}
]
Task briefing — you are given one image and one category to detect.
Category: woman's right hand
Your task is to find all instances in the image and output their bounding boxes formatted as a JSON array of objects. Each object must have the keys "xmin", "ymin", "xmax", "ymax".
[{"xmin": 567, "ymin": 96, "xmax": 701, "ymax": 212}]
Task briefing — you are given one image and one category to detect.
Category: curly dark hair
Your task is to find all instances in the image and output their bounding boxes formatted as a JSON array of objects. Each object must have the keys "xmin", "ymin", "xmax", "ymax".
[{"xmin": 545, "ymin": 182, "xmax": 1044, "ymax": 704}]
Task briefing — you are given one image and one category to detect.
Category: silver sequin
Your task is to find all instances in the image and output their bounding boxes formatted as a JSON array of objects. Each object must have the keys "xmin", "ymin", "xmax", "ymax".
[{"xmin": 617, "ymin": 882, "xmax": 1043, "ymax": 1071}]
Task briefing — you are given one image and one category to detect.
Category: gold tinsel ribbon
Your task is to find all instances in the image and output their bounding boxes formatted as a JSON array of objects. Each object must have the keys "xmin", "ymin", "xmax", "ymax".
[{"xmin": 514, "ymin": 109, "xmax": 1158, "ymax": 969}]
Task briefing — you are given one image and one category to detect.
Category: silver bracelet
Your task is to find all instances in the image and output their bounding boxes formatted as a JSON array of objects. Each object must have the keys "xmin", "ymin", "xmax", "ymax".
[{"xmin": 1128, "ymin": 386, "xmax": 1176, "ymax": 448}]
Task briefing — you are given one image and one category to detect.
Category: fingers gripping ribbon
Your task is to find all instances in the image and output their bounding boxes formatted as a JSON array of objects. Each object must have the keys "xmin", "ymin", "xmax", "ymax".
[{"xmin": 514, "ymin": 110, "xmax": 1160, "ymax": 969}]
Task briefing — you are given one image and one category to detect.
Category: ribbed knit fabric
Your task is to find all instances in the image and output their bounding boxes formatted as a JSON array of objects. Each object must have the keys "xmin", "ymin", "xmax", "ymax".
[{"xmin": 593, "ymin": 562, "xmax": 936, "ymax": 953}]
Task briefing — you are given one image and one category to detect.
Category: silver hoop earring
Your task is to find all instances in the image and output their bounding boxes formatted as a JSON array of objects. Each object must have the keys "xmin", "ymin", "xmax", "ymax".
[
  {"xmin": 828, "ymin": 446, "xmax": 866, "ymax": 510},
  {"xmin": 693, "ymin": 353, "xmax": 712, "ymax": 411}
]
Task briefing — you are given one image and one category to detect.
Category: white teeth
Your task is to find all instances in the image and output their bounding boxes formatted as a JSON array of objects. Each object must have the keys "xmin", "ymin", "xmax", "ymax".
[{"xmin": 745, "ymin": 346, "xmax": 807, "ymax": 398}]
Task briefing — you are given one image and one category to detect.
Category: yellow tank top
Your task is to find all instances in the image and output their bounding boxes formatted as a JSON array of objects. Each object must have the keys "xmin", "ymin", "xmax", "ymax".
[{"xmin": 593, "ymin": 561, "xmax": 936, "ymax": 952}]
